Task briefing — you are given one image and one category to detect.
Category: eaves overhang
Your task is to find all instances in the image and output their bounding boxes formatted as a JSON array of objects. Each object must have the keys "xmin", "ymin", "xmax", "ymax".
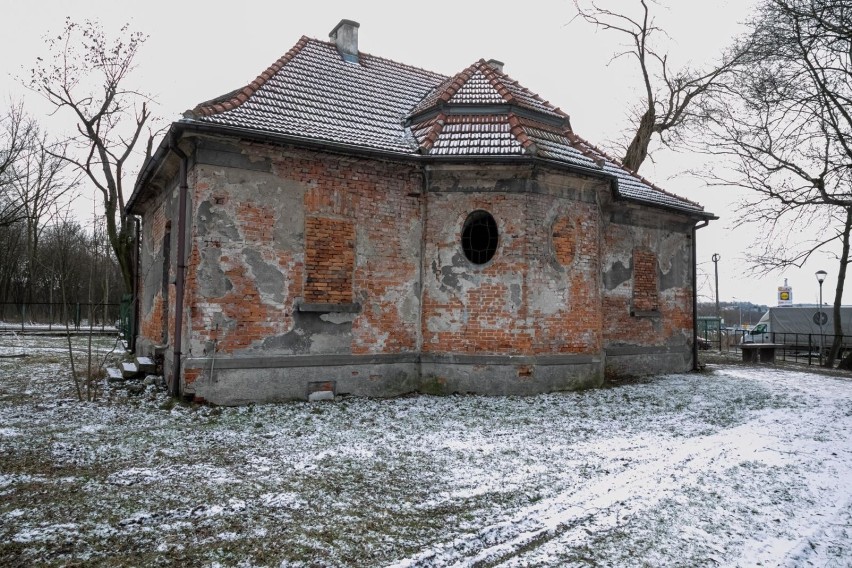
[
  {"xmin": 406, "ymin": 103, "xmax": 570, "ymax": 130},
  {"xmin": 128, "ymin": 119, "xmax": 715, "ymax": 222}
]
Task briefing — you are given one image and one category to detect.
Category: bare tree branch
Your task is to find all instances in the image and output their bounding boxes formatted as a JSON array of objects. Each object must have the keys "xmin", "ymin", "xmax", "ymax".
[
  {"xmin": 29, "ymin": 18, "xmax": 158, "ymax": 294},
  {"xmin": 702, "ymin": 0, "xmax": 852, "ymax": 366},
  {"xmin": 573, "ymin": 0, "xmax": 748, "ymax": 172}
]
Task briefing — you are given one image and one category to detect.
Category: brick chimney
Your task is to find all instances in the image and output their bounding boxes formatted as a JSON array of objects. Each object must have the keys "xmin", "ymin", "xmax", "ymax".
[{"xmin": 330, "ymin": 19, "xmax": 360, "ymax": 64}]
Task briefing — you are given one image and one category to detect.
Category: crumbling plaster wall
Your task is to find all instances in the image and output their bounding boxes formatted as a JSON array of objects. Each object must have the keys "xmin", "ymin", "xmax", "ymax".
[
  {"xmin": 182, "ymin": 140, "xmax": 423, "ymax": 395},
  {"xmin": 601, "ymin": 206, "xmax": 695, "ymax": 377},
  {"xmin": 136, "ymin": 172, "xmax": 182, "ymax": 374},
  {"xmin": 422, "ymin": 165, "xmax": 606, "ymax": 358},
  {"xmin": 136, "ymin": 136, "xmax": 699, "ymax": 401}
]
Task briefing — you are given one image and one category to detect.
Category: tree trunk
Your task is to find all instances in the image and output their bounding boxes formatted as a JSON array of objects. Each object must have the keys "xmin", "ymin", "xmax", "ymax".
[
  {"xmin": 104, "ymin": 197, "xmax": 134, "ymax": 295},
  {"xmin": 622, "ymin": 106, "xmax": 656, "ymax": 173},
  {"xmin": 826, "ymin": 207, "xmax": 851, "ymax": 367}
]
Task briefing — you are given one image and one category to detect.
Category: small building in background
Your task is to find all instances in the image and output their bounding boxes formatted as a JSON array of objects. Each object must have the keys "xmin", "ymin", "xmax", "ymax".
[{"xmin": 127, "ymin": 20, "xmax": 714, "ymax": 404}]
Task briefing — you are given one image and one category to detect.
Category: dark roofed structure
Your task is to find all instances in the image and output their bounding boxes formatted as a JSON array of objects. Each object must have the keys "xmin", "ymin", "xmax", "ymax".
[{"xmin": 129, "ymin": 20, "xmax": 714, "ymax": 404}]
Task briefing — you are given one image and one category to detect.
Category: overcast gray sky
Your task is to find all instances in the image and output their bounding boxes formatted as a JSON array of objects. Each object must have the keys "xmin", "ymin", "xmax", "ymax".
[{"xmin": 2, "ymin": 0, "xmax": 841, "ymax": 309}]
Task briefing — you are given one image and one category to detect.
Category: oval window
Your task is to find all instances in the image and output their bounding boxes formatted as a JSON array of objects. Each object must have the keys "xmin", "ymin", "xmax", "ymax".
[{"xmin": 461, "ymin": 210, "xmax": 498, "ymax": 264}]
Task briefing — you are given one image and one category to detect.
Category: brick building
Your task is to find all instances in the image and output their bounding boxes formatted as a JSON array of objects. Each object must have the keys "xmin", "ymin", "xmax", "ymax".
[{"xmin": 128, "ymin": 20, "xmax": 714, "ymax": 404}]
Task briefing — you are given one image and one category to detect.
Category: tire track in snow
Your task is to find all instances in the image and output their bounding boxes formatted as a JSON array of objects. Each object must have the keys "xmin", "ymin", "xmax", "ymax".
[{"xmin": 388, "ymin": 414, "xmax": 798, "ymax": 567}]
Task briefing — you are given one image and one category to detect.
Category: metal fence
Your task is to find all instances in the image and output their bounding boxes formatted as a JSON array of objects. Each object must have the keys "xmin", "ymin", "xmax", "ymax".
[
  {"xmin": 0, "ymin": 302, "xmax": 122, "ymax": 333},
  {"xmin": 699, "ymin": 327, "xmax": 852, "ymax": 366}
]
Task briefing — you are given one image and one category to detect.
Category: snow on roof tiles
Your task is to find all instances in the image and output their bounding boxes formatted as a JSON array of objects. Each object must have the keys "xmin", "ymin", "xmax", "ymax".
[{"xmin": 187, "ymin": 37, "xmax": 706, "ymax": 216}]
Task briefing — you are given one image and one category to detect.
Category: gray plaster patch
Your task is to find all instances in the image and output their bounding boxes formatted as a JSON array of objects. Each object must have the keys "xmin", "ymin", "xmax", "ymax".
[
  {"xmin": 659, "ymin": 240, "xmax": 689, "ymax": 291},
  {"xmin": 196, "ymin": 201, "xmax": 240, "ymax": 241},
  {"xmin": 399, "ymin": 282, "xmax": 420, "ymax": 323},
  {"xmin": 198, "ymin": 249, "xmax": 232, "ymax": 298},
  {"xmin": 261, "ymin": 328, "xmax": 310, "ymax": 355},
  {"xmin": 433, "ymin": 252, "xmax": 477, "ymax": 294},
  {"xmin": 604, "ymin": 260, "xmax": 632, "ymax": 290},
  {"xmin": 261, "ymin": 312, "xmax": 352, "ymax": 355},
  {"xmin": 528, "ymin": 281, "xmax": 567, "ymax": 316},
  {"xmin": 270, "ymin": 179, "xmax": 305, "ymax": 250},
  {"xmin": 320, "ymin": 312, "xmax": 357, "ymax": 325},
  {"xmin": 510, "ymin": 283, "xmax": 522, "ymax": 310},
  {"xmin": 494, "ymin": 178, "xmax": 528, "ymax": 193},
  {"xmin": 309, "ymin": 332, "xmax": 351, "ymax": 354},
  {"xmin": 196, "ymin": 144, "xmax": 273, "ymax": 173},
  {"xmin": 439, "ymin": 262, "xmax": 460, "ymax": 291},
  {"xmin": 243, "ymin": 248, "xmax": 284, "ymax": 303}
]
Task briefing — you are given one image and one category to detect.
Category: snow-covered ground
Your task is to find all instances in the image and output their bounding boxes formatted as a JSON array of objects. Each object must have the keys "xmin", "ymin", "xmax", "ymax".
[{"xmin": 1, "ymin": 336, "xmax": 851, "ymax": 566}]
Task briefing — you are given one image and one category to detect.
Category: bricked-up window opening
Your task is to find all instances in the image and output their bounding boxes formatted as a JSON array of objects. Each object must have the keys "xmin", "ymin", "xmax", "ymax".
[
  {"xmin": 632, "ymin": 248, "xmax": 659, "ymax": 313},
  {"xmin": 462, "ymin": 210, "xmax": 498, "ymax": 264},
  {"xmin": 304, "ymin": 217, "xmax": 355, "ymax": 304}
]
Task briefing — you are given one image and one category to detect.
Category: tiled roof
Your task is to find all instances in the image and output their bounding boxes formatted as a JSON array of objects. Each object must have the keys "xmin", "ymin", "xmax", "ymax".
[
  {"xmin": 408, "ymin": 60, "xmax": 568, "ymax": 121},
  {"xmin": 191, "ymin": 38, "xmax": 445, "ymax": 153},
  {"xmin": 414, "ymin": 114, "xmax": 526, "ymax": 156},
  {"xmin": 186, "ymin": 36, "xmax": 707, "ymax": 216}
]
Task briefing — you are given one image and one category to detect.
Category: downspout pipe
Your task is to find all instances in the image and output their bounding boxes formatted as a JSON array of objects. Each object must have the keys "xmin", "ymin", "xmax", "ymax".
[
  {"xmin": 692, "ymin": 219, "xmax": 710, "ymax": 371},
  {"xmin": 131, "ymin": 216, "xmax": 141, "ymax": 352},
  {"xmin": 170, "ymin": 139, "xmax": 189, "ymax": 398},
  {"xmin": 416, "ymin": 165, "xmax": 431, "ymax": 372}
]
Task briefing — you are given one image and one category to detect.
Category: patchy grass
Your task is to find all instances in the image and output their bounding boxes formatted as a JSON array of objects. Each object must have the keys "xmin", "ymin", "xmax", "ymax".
[{"xmin": 1, "ymin": 336, "xmax": 851, "ymax": 566}]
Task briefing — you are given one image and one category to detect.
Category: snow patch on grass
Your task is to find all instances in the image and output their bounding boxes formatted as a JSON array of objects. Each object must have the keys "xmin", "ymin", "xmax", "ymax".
[{"xmin": 1, "ymin": 335, "xmax": 852, "ymax": 566}]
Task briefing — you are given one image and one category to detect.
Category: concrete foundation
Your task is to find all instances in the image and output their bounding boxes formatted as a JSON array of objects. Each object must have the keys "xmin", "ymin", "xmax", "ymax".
[{"xmin": 186, "ymin": 353, "xmax": 604, "ymax": 405}]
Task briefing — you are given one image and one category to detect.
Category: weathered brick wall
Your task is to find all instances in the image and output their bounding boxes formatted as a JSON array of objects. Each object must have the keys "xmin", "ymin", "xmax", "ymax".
[
  {"xmin": 136, "ymin": 136, "xmax": 697, "ymax": 394},
  {"xmin": 183, "ymin": 141, "xmax": 421, "ymax": 359},
  {"xmin": 528, "ymin": 200, "xmax": 602, "ymax": 354},
  {"xmin": 632, "ymin": 248, "xmax": 660, "ymax": 312},
  {"xmin": 137, "ymin": 195, "xmax": 173, "ymax": 349},
  {"xmin": 422, "ymin": 168, "xmax": 603, "ymax": 356},
  {"xmin": 601, "ymin": 211, "xmax": 694, "ymax": 352},
  {"xmin": 289, "ymin": 152, "xmax": 422, "ymax": 354},
  {"xmin": 422, "ymin": 192, "xmax": 530, "ymax": 354},
  {"xmin": 304, "ymin": 217, "xmax": 355, "ymax": 304}
]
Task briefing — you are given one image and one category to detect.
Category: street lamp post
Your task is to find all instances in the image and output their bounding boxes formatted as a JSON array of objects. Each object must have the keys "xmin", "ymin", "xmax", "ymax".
[
  {"xmin": 712, "ymin": 253, "xmax": 721, "ymax": 350},
  {"xmin": 816, "ymin": 270, "xmax": 827, "ymax": 366}
]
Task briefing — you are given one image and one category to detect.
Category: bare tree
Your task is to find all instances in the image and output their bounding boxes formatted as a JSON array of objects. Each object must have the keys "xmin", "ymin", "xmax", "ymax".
[
  {"xmin": 573, "ymin": 0, "xmax": 746, "ymax": 172},
  {"xmin": 0, "ymin": 102, "xmax": 37, "ymax": 227},
  {"xmin": 30, "ymin": 18, "xmax": 156, "ymax": 294},
  {"xmin": 9, "ymin": 128, "xmax": 79, "ymax": 302},
  {"xmin": 704, "ymin": 0, "xmax": 852, "ymax": 367}
]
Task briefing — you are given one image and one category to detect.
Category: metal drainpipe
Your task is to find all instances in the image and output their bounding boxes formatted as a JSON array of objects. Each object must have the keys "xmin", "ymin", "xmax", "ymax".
[
  {"xmin": 692, "ymin": 219, "xmax": 710, "ymax": 371},
  {"xmin": 170, "ymin": 141, "xmax": 189, "ymax": 398},
  {"xmin": 416, "ymin": 165, "xmax": 430, "ymax": 360},
  {"xmin": 131, "ymin": 216, "xmax": 141, "ymax": 352}
]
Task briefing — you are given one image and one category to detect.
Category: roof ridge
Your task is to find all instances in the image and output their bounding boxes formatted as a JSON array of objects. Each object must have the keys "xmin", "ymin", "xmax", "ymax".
[
  {"xmin": 507, "ymin": 113, "xmax": 537, "ymax": 154},
  {"xmin": 477, "ymin": 59, "xmax": 571, "ymax": 120},
  {"xmin": 191, "ymin": 36, "xmax": 449, "ymax": 119},
  {"xmin": 191, "ymin": 36, "xmax": 311, "ymax": 117},
  {"xmin": 418, "ymin": 113, "xmax": 447, "ymax": 153},
  {"xmin": 438, "ymin": 63, "xmax": 478, "ymax": 103},
  {"xmin": 475, "ymin": 59, "xmax": 515, "ymax": 104},
  {"xmin": 311, "ymin": 37, "xmax": 448, "ymax": 79},
  {"xmin": 567, "ymin": 131, "xmax": 703, "ymax": 209}
]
